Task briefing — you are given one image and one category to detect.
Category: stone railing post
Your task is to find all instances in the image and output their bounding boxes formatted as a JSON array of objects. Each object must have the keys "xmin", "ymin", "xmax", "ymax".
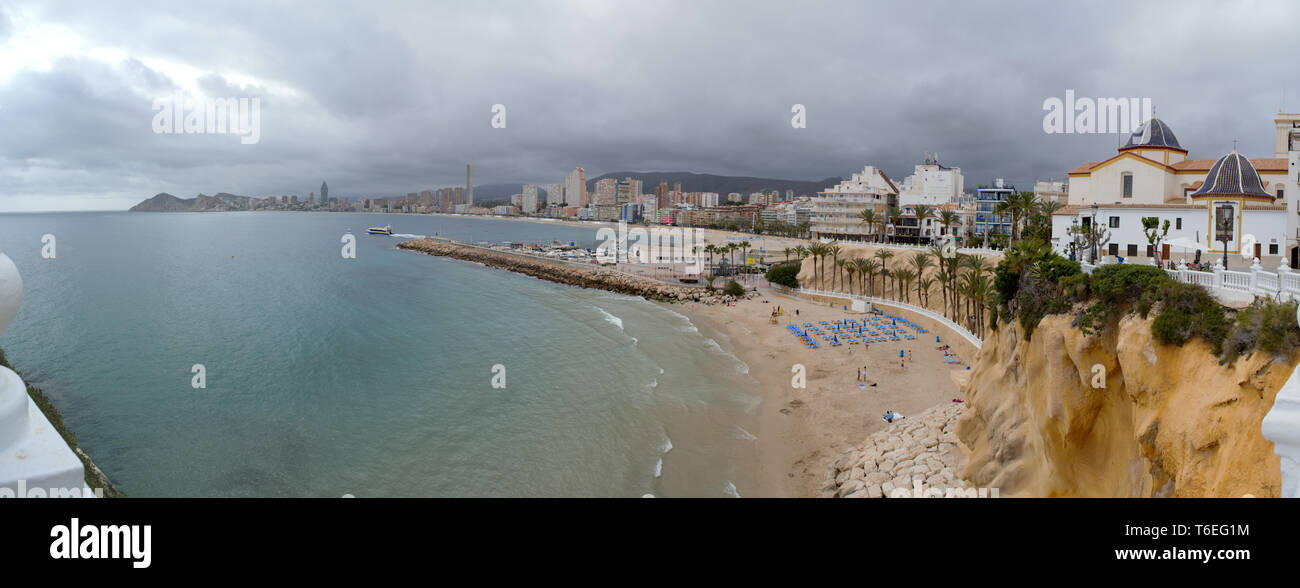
[
  {"xmin": 0, "ymin": 247, "xmax": 88, "ymax": 497},
  {"xmin": 1213, "ymin": 265, "xmax": 1225, "ymax": 295},
  {"xmin": 1177, "ymin": 258, "xmax": 1188, "ymax": 284},
  {"xmin": 1279, "ymin": 262, "xmax": 1293, "ymax": 301},
  {"xmin": 1250, "ymin": 258, "xmax": 1262, "ymax": 295}
]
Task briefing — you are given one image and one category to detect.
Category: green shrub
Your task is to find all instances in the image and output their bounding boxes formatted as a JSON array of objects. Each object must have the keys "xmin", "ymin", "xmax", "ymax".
[
  {"xmin": 724, "ymin": 279, "xmax": 746, "ymax": 297},
  {"xmin": 1221, "ymin": 298, "xmax": 1300, "ymax": 363},
  {"xmin": 1149, "ymin": 280, "xmax": 1229, "ymax": 353},
  {"xmin": 1036, "ymin": 256, "xmax": 1081, "ymax": 283},
  {"xmin": 1059, "ymin": 272, "xmax": 1090, "ymax": 302},
  {"xmin": 993, "ymin": 262, "xmax": 1020, "ymax": 308},
  {"xmin": 764, "ymin": 261, "xmax": 800, "ymax": 288},
  {"xmin": 1014, "ymin": 269, "xmax": 1071, "ymax": 340},
  {"xmin": 1079, "ymin": 264, "xmax": 1173, "ymax": 335}
]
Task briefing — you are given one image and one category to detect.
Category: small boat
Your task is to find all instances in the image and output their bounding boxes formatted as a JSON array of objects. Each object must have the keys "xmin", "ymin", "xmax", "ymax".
[{"xmin": 367, "ymin": 225, "xmax": 393, "ymax": 235}]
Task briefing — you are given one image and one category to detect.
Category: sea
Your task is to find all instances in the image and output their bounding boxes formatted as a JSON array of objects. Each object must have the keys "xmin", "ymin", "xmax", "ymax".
[{"xmin": 0, "ymin": 212, "xmax": 763, "ymax": 497}]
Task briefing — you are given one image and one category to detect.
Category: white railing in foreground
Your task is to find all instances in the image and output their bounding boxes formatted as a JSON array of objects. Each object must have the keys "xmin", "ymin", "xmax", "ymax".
[
  {"xmin": 1081, "ymin": 258, "xmax": 1300, "ymax": 303},
  {"xmin": 796, "ymin": 287, "xmax": 982, "ymax": 349}
]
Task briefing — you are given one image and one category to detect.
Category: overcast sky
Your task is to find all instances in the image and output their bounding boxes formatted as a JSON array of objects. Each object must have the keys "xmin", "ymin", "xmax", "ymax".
[{"xmin": 0, "ymin": 0, "xmax": 1297, "ymax": 211}]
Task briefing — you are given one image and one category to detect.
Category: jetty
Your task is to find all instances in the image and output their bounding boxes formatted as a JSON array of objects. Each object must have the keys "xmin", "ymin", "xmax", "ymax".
[{"xmin": 397, "ymin": 238, "xmax": 744, "ymax": 304}]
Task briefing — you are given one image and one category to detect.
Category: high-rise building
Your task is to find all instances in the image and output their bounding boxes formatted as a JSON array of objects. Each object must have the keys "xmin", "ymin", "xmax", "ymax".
[
  {"xmin": 593, "ymin": 178, "xmax": 618, "ymax": 205},
  {"xmin": 615, "ymin": 178, "xmax": 641, "ymax": 205},
  {"xmin": 545, "ymin": 183, "xmax": 564, "ymax": 207},
  {"xmin": 523, "ymin": 184, "xmax": 539, "ymax": 213},
  {"xmin": 453, "ymin": 187, "xmax": 465, "ymax": 206},
  {"xmin": 321, "ymin": 181, "xmax": 329, "ymax": 203},
  {"xmin": 466, "ymin": 164, "xmax": 473, "ymax": 205},
  {"xmin": 564, "ymin": 167, "xmax": 586, "ymax": 207},
  {"xmin": 655, "ymin": 181, "xmax": 670, "ymax": 210}
]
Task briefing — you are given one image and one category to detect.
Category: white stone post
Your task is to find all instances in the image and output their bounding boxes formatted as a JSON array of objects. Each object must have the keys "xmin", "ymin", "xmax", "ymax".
[
  {"xmin": 1262, "ymin": 302, "xmax": 1300, "ymax": 497},
  {"xmin": 1250, "ymin": 258, "xmax": 1262, "ymax": 296},
  {"xmin": 0, "ymin": 247, "xmax": 88, "ymax": 497},
  {"xmin": 1279, "ymin": 262, "xmax": 1293, "ymax": 301},
  {"xmin": 1213, "ymin": 264, "xmax": 1225, "ymax": 296}
]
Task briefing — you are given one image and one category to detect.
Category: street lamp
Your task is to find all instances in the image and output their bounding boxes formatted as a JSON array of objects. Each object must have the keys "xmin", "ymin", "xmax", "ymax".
[{"xmin": 1217, "ymin": 203, "xmax": 1233, "ymax": 271}]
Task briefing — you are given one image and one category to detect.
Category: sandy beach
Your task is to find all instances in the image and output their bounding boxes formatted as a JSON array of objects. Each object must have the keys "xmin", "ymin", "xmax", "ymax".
[{"xmin": 679, "ymin": 286, "xmax": 979, "ymax": 497}]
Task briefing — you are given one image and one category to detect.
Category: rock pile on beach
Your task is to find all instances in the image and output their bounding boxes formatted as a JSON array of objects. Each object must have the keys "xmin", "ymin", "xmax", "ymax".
[
  {"xmin": 824, "ymin": 403, "xmax": 970, "ymax": 498},
  {"xmin": 398, "ymin": 238, "xmax": 750, "ymax": 305}
]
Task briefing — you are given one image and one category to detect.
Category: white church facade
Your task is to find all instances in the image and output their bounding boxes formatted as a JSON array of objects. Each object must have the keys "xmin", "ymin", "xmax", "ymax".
[{"xmin": 1052, "ymin": 114, "xmax": 1300, "ymax": 267}]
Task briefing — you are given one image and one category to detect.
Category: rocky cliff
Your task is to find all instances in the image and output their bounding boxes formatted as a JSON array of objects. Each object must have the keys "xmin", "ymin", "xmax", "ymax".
[{"xmin": 956, "ymin": 313, "xmax": 1291, "ymax": 497}]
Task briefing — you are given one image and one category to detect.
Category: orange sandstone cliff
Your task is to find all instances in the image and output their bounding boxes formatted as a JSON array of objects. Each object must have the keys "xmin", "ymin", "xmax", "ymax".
[{"xmin": 956, "ymin": 313, "xmax": 1290, "ymax": 497}]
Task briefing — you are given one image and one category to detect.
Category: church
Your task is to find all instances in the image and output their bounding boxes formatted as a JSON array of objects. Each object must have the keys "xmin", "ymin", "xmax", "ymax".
[{"xmin": 1053, "ymin": 114, "xmax": 1300, "ymax": 267}]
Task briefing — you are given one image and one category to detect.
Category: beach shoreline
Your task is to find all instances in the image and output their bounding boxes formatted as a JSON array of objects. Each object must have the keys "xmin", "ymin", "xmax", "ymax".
[{"xmin": 676, "ymin": 287, "xmax": 979, "ymax": 497}]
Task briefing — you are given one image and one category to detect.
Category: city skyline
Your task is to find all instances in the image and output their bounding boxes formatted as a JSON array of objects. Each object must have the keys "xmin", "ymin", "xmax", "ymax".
[{"xmin": 1, "ymin": 1, "xmax": 1299, "ymax": 212}]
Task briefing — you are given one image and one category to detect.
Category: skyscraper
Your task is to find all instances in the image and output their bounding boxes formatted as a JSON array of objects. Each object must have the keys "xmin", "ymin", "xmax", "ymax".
[
  {"xmin": 593, "ymin": 178, "xmax": 618, "ymax": 205},
  {"xmin": 466, "ymin": 164, "xmax": 473, "ymax": 206},
  {"xmin": 615, "ymin": 178, "xmax": 641, "ymax": 205},
  {"xmin": 522, "ymin": 184, "xmax": 539, "ymax": 213},
  {"xmin": 565, "ymin": 167, "xmax": 587, "ymax": 207},
  {"xmin": 321, "ymin": 181, "xmax": 329, "ymax": 203},
  {"xmin": 655, "ymin": 180, "xmax": 670, "ymax": 210},
  {"xmin": 545, "ymin": 183, "xmax": 564, "ymax": 207}
]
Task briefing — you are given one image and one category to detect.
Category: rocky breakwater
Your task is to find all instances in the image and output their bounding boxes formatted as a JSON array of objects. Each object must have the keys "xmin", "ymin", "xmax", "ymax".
[
  {"xmin": 398, "ymin": 238, "xmax": 748, "ymax": 304},
  {"xmin": 825, "ymin": 403, "xmax": 977, "ymax": 498}
]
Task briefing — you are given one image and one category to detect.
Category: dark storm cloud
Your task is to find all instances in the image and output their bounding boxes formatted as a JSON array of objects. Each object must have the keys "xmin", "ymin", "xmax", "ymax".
[{"xmin": 0, "ymin": 0, "xmax": 1298, "ymax": 210}]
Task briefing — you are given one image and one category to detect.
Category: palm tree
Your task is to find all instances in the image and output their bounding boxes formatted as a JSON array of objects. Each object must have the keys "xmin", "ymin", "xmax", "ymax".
[
  {"xmin": 828, "ymin": 243, "xmax": 842, "ymax": 291},
  {"xmin": 939, "ymin": 210, "xmax": 960, "ymax": 245},
  {"xmin": 855, "ymin": 258, "xmax": 876, "ymax": 297},
  {"xmin": 858, "ymin": 209, "xmax": 877, "ymax": 243},
  {"xmin": 853, "ymin": 258, "xmax": 872, "ymax": 296},
  {"xmin": 703, "ymin": 244, "xmax": 717, "ymax": 277},
  {"xmin": 842, "ymin": 259, "xmax": 856, "ymax": 295},
  {"xmin": 807, "ymin": 242, "xmax": 826, "ymax": 290},
  {"xmin": 895, "ymin": 268, "xmax": 916, "ymax": 303},
  {"xmin": 909, "ymin": 252, "xmax": 933, "ymax": 307},
  {"xmin": 783, "ymin": 247, "xmax": 792, "ymax": 263},
  {"xmin": 918, "ymin": 276, "xmax": 935, "ymax": 308},
  {"xmin": 739, "ymin": 240, "xmax": 751, "ymax": 273},
  {"xmin": 912, "ymin": 204, "xmax": 934, "ymax": 245},
  {"xmin": 873, "ymin": 249, "xmax": 894, "ymax": 297}
]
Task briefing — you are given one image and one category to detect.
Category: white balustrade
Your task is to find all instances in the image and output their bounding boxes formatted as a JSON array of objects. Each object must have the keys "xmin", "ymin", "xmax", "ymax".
[{"xmin": 0, "ymin": 247, "xmax": 90, "ymax": 498}]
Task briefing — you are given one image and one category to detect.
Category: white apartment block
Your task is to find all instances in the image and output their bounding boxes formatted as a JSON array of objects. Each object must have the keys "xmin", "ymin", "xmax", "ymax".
[{"xmin": 811, "ymin": 165, "xmax": 898, "ymax": 241}]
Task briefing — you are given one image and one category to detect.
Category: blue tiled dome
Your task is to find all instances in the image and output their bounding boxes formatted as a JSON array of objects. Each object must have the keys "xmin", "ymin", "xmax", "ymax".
[
  {"xmin": 1122, "ymin": 118, "xmax": 1183, "ymax": 150},
  {"xmin": 1190, "ymin": 150, "xmax": 1272, "ymax": 199}
]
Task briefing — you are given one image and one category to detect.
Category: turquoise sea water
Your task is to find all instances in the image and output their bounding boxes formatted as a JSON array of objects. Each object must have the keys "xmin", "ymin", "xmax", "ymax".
[{"xmin": 0, "ymin": 212, "xmax": 760, "ymax": 497}]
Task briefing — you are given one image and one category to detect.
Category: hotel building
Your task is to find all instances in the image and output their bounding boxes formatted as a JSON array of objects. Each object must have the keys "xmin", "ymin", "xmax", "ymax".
[{"xmin": 810, "ymin": 165, "xmax": 898, "ymax": 241}]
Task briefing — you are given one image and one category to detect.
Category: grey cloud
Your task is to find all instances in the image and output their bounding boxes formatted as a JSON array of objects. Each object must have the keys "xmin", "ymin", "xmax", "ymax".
[{"xmin": 0, "ymin": 0, "xmax": 1298, "ymax": 210}]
